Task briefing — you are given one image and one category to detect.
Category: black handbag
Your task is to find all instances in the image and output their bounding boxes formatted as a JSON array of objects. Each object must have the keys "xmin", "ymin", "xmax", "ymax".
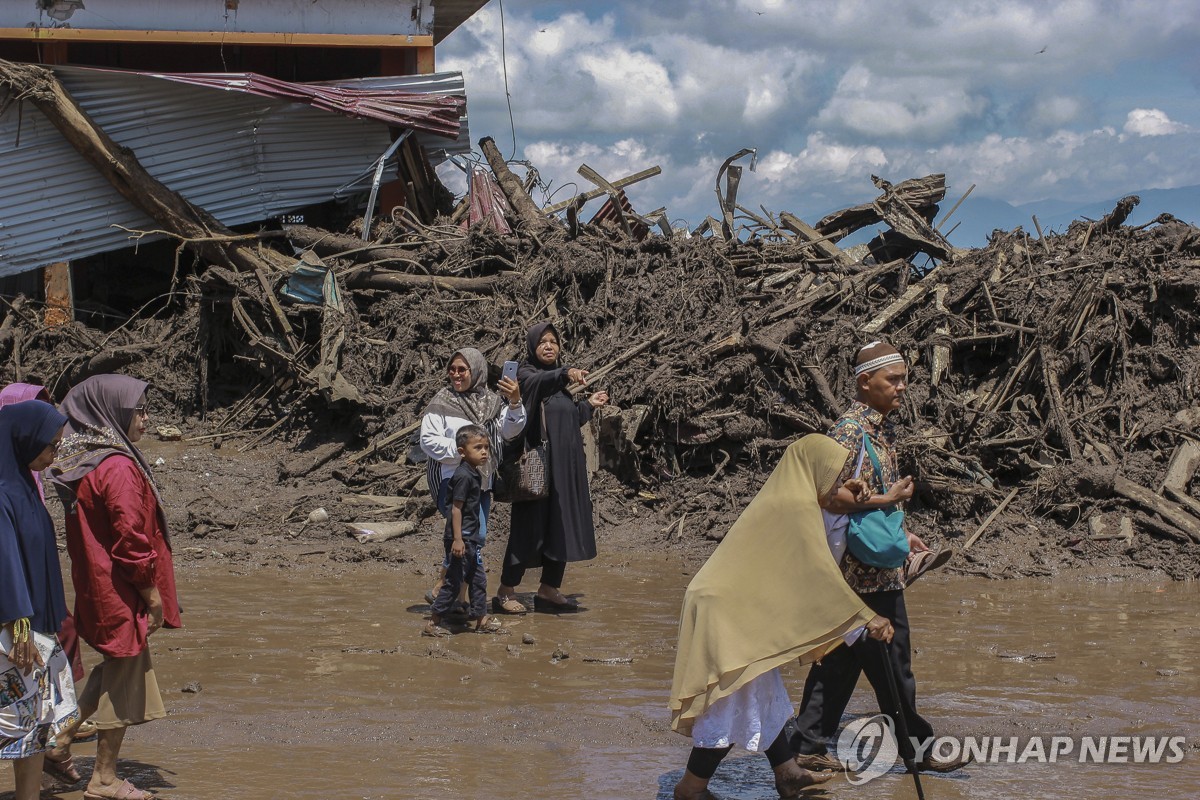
[{"xmin": 493, "ymin": 402, "xmax": 549, "ymax": 503}]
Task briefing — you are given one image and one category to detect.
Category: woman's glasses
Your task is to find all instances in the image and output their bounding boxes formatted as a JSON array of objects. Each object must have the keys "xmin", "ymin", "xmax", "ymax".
[
  {"xmin": 447, "ymin": 366, "xmax": 470, "ymax": 375},
  {"xmin": 133, "ymin": 405, "xmax": 150, "ymax": 417}
]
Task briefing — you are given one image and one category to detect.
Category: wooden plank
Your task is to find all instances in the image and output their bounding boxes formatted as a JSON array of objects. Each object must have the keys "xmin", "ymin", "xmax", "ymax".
[
  {"xmin": 416, "ymin": 45, "xmax": 435, "ymax": 74},
  {"xmin": 347, "ymin": 420, "xmax": 420, "ymax": 464},
  {"xmin": 778, "ymin": 212, "xmax": 851, "ymax": 268},
  {"xmin": 963, "ymin": 486, "xmax": 1019, "ymax": 550},
  {"xmin": 1159, "ymin": 440, "xmax": 1200, "ymax": 494},
  {"xmin": 543, "ymin": 166, "xmax": 661, "ymax": 215},
  {"xmin": 860, "ymin": 264, "xmax": 944, "ymax": 334},
  {"xmin": 931, "ymin": 284, "xmax": 950, "ymax": 387},
  {"xmin": 578, "ymin": 164, "xmax": 634, "ymax": 238}
]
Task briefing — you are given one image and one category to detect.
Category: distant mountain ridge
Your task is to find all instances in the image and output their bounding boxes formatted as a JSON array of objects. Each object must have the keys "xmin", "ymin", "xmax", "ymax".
[{"xmin": 832, "ymin": 185, "xmax": 1200, "ymax": 250}]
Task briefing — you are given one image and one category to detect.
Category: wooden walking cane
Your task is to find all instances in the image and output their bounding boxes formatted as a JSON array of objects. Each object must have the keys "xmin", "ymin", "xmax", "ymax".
[{"xmin": 879, "ymin": 639, "xmax": 927, "ymax": 800}]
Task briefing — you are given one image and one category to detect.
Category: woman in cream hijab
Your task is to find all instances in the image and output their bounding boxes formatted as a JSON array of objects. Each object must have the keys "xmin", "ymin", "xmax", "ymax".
[{"xmin": 670, "ymin": 434, "xmax": 894, "ymax": 799}]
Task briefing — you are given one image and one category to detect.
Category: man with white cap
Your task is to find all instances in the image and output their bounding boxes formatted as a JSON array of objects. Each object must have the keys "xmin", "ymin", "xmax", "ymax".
[{"xmin": 788, "ymin": 341, "xmax": 963, "ymax": 774}]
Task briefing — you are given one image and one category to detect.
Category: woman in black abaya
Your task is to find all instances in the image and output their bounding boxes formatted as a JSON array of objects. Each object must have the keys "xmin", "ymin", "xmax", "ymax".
[{"xmin": 495, "ymin": 322, "xmax": 607, "ymax": 613}]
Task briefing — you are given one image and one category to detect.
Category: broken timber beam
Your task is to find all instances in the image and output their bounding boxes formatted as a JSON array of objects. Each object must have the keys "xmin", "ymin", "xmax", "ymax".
[
  {"xmin": 578, "ymin": 164, "xmax": 634, "ymax": 238},
  {"xmin": 544, "ymin": 166, "xmax": 662, "ymax": 215},
  {"xmin": 861, "ymin": 264, "xmax": 944, "ymax": 334},
  {"xmin": 779, "ymin": 212, "xmax": 853, "ymax": 268}
]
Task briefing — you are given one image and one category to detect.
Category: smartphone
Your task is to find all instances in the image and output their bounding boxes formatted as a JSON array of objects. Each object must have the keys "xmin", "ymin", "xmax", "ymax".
[{"xmin": 501, "ymin": 360, "xmax": 519, "ymax": 383}]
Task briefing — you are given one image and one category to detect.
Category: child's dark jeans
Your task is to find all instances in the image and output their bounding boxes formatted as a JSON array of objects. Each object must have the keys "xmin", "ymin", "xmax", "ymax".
[{"xmin": 431, "ymin": 540, "xmax": 487, "ymax": 619}]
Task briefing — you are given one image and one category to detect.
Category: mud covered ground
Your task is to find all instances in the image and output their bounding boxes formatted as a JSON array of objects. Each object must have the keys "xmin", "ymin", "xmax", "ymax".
[{"xmin": 40, "ymin": 431, "xmax": 1196, "ymax": 584}]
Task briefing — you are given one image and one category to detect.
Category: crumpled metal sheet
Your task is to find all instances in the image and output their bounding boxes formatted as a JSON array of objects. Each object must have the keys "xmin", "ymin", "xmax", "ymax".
[{"xmin": 142, "ymin": 69, "xmax": 464, "ymax": 139}]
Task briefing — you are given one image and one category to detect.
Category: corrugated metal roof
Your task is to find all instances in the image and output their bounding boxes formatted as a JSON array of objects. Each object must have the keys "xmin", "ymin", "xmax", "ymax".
[
  {"xmin": 0, "ymin": 66, "xmax": 465, "ymax": 277},
  {"xmin": 321, "ymin": 72, "xmax": 470, "ymax": 163}
]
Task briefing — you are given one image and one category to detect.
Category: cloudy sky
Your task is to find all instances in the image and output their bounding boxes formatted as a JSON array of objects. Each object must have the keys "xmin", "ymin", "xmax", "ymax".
[{"xmin": 438, "ymin": 0, "xmax": 1200, "ymax": 238}]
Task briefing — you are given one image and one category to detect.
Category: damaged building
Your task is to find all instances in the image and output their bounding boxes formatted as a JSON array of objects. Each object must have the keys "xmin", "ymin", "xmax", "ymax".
[{"xmin": 0, "ymin": 0, "xmax": 485, "ymax": 321}]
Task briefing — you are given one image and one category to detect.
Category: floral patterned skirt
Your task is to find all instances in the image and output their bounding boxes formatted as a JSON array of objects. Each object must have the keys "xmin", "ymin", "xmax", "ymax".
[{"xmin": 0, "ymin": 629, "xmax": 79, "ymax": 759}]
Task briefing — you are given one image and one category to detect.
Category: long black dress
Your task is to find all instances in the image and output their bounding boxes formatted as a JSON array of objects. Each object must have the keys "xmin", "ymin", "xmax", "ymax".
[{"xmin": 505, "ymin": 326, "xmax": 597, "ymax": 569}]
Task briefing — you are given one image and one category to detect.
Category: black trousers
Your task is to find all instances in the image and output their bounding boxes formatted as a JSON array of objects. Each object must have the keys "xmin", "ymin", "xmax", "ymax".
[
  {"xmin": 431, "ymin": 541, "xmax": 488, "ymax": 619},
  {"xmin": 500, "ymin": 553, "xmax": 566, "ymax": 589},
  {"xmin": 789, "ymin": 589, "xmax": 934, "ymax": 760}
]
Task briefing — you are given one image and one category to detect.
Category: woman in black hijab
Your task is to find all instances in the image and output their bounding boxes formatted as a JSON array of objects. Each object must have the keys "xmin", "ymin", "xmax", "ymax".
[
  {"xmin": 0, "ymin": 400, "xmax": 78, "ymax": 800},
  {"xmin": 495, "ymin": 322, "xmax": 608, "ymax": 613}
]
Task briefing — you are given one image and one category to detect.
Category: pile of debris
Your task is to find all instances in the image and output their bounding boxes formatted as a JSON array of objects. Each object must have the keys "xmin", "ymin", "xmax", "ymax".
[{"xmin": 3, "ymin": 64, "xmax": 1200, "ymax": 575}]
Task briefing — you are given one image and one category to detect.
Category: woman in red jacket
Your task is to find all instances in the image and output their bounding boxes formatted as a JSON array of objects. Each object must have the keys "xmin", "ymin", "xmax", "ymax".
[{"xmin": 49, "ymin": 375, "xmax": 179, "ymax": 800}]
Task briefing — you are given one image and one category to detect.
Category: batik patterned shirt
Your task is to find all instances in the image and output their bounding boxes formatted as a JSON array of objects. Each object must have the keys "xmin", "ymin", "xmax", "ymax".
[{"xmin": 828, "ymin": 401, "xmax": 905, "ymax": 593}]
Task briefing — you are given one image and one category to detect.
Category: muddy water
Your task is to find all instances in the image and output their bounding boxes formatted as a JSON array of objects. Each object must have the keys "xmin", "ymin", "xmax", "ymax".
[{"xmin": 7, "ymin": 557, "xmax": 1198, "ymax": 800}]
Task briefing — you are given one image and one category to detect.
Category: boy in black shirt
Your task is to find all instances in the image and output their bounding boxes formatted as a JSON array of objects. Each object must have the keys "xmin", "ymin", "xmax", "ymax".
[{"xmin": 424, "ymin": 425, "xmax": 497, "ymax": 635}]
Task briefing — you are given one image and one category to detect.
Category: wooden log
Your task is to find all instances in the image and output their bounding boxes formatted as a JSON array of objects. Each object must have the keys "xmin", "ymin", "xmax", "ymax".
[
  {"xmin": 1040, "ymin": 348, "xmax": 1081, "ymax": 461},
  {"xmin": 1112, "ymin": 474, "xmax": 1200, "ymax": 544},
  {"xmin": 479, "ymin": 136, "xmax": 552, "ymax": 232},
  {"xmin": 762, "ymin": 258, "xmax": 901, "ymax": 324},
  {"xmin": 935, "ymin": 183, "xmax": 974, "ymax": 232},
  {"xmin": 1093, "ymin": 195, "xmax": 1140, "ymax": 236},
  {"xmin": 345, "ymin": 268, "xmax": 508, "ymax": 294},
  {"xmin": 284, "ymin": 225, "xmax": 424, "ymax": 263}
]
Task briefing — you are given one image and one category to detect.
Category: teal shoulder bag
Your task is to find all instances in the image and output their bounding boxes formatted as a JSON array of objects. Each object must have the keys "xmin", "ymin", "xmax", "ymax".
[{"xmin": 846, "ymin": 433, "xmax": 910, "ymax": 568}]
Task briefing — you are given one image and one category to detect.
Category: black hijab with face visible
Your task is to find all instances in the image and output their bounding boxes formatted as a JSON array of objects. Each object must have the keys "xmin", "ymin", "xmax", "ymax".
[{"xmin": 517, "ymin": 321, "xmax": 565, "ymax": 444}]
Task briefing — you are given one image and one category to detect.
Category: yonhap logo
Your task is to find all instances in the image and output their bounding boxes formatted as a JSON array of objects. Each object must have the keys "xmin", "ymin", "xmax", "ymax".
[{"xmin": 837, "ymin": 713, "xmax": 899, "ymax": 785}]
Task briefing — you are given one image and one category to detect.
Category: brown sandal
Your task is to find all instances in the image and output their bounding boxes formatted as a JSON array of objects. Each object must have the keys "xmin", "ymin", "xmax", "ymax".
[
  {"xmin": 43, "ymin": 751, "xmax": 82, "ymax": 783},
  {"xmin": 83, "ymin": 779, "xmax": 156, "ymax": 800},
  {"xmin": 492, "ymin": 595, "xmax": 527, "ymax": 615}
]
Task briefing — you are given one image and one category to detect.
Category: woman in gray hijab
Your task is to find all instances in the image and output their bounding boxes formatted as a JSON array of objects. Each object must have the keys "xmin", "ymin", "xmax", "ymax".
[{"xmin": 419, "ymin": 348, "xmax": 526, "ymax": 609}]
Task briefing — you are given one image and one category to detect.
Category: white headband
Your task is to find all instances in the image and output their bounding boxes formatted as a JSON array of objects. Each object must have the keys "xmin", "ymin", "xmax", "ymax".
[{"xmin": 854, "ymin": 353, "xmax": 904, "ymax": 376}]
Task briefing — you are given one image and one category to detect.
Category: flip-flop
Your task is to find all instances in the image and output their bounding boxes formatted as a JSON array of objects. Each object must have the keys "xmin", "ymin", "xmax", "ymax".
[
  {"xmin": 473, "ymin": 615, "xmax": 504, "ymax": 633},
  {"xmin": 83, "ymin": 778, "xmax": 156, "ymax": 800},
  {"xmin": 42, "ymin": 752, "xmax": 82, "ymax": 783},
  {"xmin": 492, "ymin": 595, "xmax": 527, "ymax": 615}
]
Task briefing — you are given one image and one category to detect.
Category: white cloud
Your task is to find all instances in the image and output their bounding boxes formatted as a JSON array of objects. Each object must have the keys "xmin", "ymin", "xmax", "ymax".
[
  {"xmin": 1123, "ymin": 108, "xmax": 1190, "ymax": 136},
  {"xmin": 1028, "ymin": 95, "xmax": 1087, "ymax": 130},
  {"xmin": 815, "ymin": 64, "xmax": 988, "ymax": 141},
  {"xmin": 437, "ymin": 1, "xmax": 1200, "ymax": 228}
]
